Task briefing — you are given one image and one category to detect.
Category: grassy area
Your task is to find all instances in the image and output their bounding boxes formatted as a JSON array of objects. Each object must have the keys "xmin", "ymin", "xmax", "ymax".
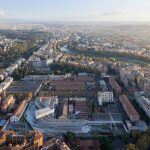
[{"xmin": 50, "ymin": 62, "xmax": 101, "ymax": 75}]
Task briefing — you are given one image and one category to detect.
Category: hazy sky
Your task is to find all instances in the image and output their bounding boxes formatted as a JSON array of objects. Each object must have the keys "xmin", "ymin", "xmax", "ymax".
[{"xmin": 0, "ymin": 0, "xmax": 150, "ymax": 22}]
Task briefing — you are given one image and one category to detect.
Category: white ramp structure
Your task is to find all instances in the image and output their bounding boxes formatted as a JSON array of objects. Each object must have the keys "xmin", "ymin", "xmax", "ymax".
[{"xmin": 35, "ymin": 107, "xmax": 54, "ymax": 119}]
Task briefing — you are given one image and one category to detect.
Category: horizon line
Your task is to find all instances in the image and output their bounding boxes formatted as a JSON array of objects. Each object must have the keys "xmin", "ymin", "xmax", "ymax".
[{"xmin": 1, "ymin": 18, "xmax": 150, "ymax": 24}]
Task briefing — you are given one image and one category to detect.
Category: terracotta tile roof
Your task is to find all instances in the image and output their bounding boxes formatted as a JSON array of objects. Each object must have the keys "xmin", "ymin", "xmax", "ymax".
[{"xmin": 13, "ymin": 100, "xmax": 27, "ymax": 117}]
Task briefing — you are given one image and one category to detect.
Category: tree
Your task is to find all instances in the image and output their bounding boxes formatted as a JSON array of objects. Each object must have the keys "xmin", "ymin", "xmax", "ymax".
[
  {"xmin": 15, "ymin": 93, "xmax": 23, "ymax": 102},
  {"xmin": 120, "ymin": 133, "xmax": 130, "ymax": 144},
  {"xmin": 26, "ymin": 92, "xmax": 32, "ymax": 100},
  {"xmin": 126, "ymin": 143, "xmax": 139, "ymax": 150},
  {"xmin": 102, "ymin": 137, "xmax": 112, "ymax": 150},
  {"xmin": 132, "ymin": 130, "xmax": 141, "ymax": 142},
  {"xmin": 136, "ymin": 134, "xmax": 150, "ymax": 150},
  {"xmin": 66, "ymin": 131, "xmax": 76, "ymax": 141}
]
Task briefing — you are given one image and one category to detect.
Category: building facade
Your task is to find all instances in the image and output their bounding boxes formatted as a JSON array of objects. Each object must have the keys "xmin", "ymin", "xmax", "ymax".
[{"xmin": 98, "ymin": 91, "xmax": 114, "ymax": 105}]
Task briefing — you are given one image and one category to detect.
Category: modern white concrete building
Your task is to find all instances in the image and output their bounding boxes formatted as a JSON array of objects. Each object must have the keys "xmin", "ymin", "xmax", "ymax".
[
  {"xmin": 35, "ymin": 107, "xmax": 54, "ymax": 120},
  {"xmin": 98, "ymin": 91, "xmax": 114, "ymax": 105}
]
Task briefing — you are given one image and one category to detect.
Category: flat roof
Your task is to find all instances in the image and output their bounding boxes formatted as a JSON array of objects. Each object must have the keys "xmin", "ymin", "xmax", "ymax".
[
  {"xmin": 7, "ymin": 80, "xmax": 42, "ymax": 93},
  {"xmin": 35, "ymin": 107, "xmax": 51, "ymax": 116}
]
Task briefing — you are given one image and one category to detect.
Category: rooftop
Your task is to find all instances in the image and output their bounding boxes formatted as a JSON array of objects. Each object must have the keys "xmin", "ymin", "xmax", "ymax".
[
  {"xmin": 13, "ymin": 100, "xmax": 27, "ymax": 117},
  {"xmin": 120, "ymin": 95, "xmax": 140, "ymax": 117},
  {"xmin": 7, "ymin": 80, "xmax": 42, "ymax": 94}
]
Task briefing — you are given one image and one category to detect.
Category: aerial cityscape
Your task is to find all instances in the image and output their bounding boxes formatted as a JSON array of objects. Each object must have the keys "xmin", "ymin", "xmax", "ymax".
[{"xmin": 0, "ymin": 0, "xmax": 150, "ymax": 150}]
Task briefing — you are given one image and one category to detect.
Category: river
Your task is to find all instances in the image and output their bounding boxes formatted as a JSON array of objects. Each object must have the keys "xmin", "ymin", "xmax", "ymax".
[{"xmin": 60, "ymin": 44, "xmax": 150, "ymax": 66}]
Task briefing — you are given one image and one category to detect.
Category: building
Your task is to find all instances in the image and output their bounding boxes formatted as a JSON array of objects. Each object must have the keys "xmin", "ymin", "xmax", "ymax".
[
  {"xmin": 109, "ymin": 77, "xmax": 121, "ymax": 96},
  {"xmin": 6, "ymin": 131, "xmax": 26, "ymax": 145},
  {"xmin": 39, "ymin": 76, "xmax": 95, "ymax": 97},
  {"xmin": 119, "ymin": 95, "xmax": 140, "ymax": 122},
  {"xmin": 0, "ymin": 74, "xmax": 4, "ymax": 81},
  {"xmin": 5, "ymin": 58, "xmax": 25, "ymax": 76},
  {"xmin": 45, "ymin": 58, "xmax": 53, "ymax": 65},
  {"xmin": 59, "ymin": 99, "xmax": 68, "ymax": 120},
  {"xmin": 0, "ymin": 77, "xmax": 13, "ymax": 91},
  {"xmin": 35, "ymin": 96, "xmax": 58, "ymax": 119},
  {"xmin": 0, "ymin": 130, "xmax": 43, "ymax": 149},
  {"xmin": 134, "ymin": 92, "xmax": 150, "ymax": 119},
  {"xmin": 76, "ymin": 138, "xmax": 101, "ymax": 150},
  {"xmin": 0, "ymin": 131, "xmax": 6, "ymax": 146},
  {"xmin": 42, "ymin": 138, "xmax": 71, "ymax": 150},
  {"xmin": 0, "ymin": 86, "xmax": 2, "ymax": 95},
  {"xmin": 10, "ymin": 100, "xmax": 28, "ymax": 123},
  {"xmin": 35, "ymin": 107, "xmax": 53, "ymax": 120},
  {"xmin": 98, "ymin": 91, "xmax": 114, "ymax": 105},
  {"xmin": 28, "ymin": 57, "xmax": 43, "ymax": 68},
  {"xmin": 1, "ymin": 95, "xmax": 15, "ymax": 113},
  {"xmin": 74, "ymin": 99, "xmax": 88, "ymax": 120},
  {"xmin": 22, "ymin": 75, "xmax": 50, "ymax": 81},
  {"xmin": 33, "ymin": 131, "xmax": 43, "ymax": 149},
  {"xmin": 99, "ymin": 80, "xmax": 107, "ymax": 91},
  {"xmin": 144, "ymin": 83, "xmax": 150, "ymax": 92},
  {"xmin": 36, "ymin": 96, "xmax": 58, "ymax": 110},
  {"xmin": 64, "ymin": 98, "xmax": 89, "ymax": 120},
  {"xmin": 7, "ymin": 80, "xmax": 42, "ymax": 96}
]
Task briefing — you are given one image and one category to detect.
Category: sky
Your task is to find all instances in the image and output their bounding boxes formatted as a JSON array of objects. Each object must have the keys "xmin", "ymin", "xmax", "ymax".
[{"xmin": 0, "ymin": 0, "xmax": 150, "ymax": 22}]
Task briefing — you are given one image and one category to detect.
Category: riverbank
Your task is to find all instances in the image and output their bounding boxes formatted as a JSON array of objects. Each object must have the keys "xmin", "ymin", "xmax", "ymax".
[{"xmin": 59, "ymin": 44, "xmax": 150, "ymax": 66}]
